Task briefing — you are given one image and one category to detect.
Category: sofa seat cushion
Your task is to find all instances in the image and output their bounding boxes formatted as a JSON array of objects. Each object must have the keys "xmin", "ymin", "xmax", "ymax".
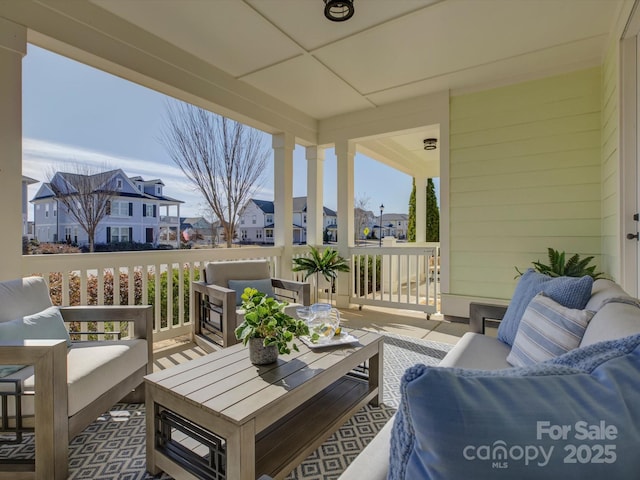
[
  {"xmin": 339, "ymin": 414, "xmax": 395, "ymax": 480},
  {"xmin": 388, "ymin": 334, "xmax": 640, "ymax": 480},
  {"xmin": 0, "ymin": 339, "xmax": 147, "ymax": 419},
  {"xmin": 497, "ymin": 269, "xmax": 593, "ymax": 346},
  {"xmin": 438, "ymin": 332, "xmax": 511, "ymax": 370}
]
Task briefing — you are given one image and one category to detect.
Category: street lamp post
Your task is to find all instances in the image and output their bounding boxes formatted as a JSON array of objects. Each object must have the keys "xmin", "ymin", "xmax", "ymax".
[{"xmin": 379, "ymin": 203, "xmax": 384, "ymax": 247}]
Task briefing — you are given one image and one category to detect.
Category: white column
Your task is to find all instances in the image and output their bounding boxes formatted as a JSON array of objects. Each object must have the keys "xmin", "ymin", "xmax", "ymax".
[
  {"xmin": 175, "ymin": 204, "xmax": 181, "ymax": 248},
  {"xmin": 416, "ymin": 176, "xmax": 427, "ymax": 243},
  {"xmin": 273, "ymin": 133, "xmax": 295, "ymax": 277},
  {"xmin": 305, "ymin": 146, "xmax": 325, "ymax": 246},
  {"xmin": 0, "ymin": 18, "xmax": 26, "ymax": 280},
  {"xmin": 335, "ymin": 139, "xmax": 355, "ymax": 308}
]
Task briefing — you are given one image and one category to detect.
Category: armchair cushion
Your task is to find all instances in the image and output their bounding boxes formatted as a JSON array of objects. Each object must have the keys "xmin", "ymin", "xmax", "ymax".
[
  {"xmin": 0, "ymin": 306, "xmax": 72, "ymax": 347},
  {"xmin": 497, "ymin": 269, "xmax": 593, "ymax": 346},
  {"xmin": 204, "ymin": 260, "xmax": 271, "ymax": 288},
  {"xmin": 1, "ymin": 339, "xmax": 148, "ymax": 417},
  {"xmin": 228, "ymin": 278, "xmax": 274, "ymax": 306},
  {"xmin": 388, "ymin": 333, "xmax": 640, "ymax": 480}
]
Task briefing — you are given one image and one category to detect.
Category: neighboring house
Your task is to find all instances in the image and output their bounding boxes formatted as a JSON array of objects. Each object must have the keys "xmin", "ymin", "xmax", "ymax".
[
  {"xmin": 180, "ymin": 216, "xmax": 216, "ymax": 246},
  {"xmin": 31, "ymin": 169, "xmax": 183, "ymax": 247},
  {"xmin": 374, "ymin": 213, "xmax": 409, "ymax": 240},
  {"xmin": 238, "ymin": 197, "xmax": 337, "ymax": 244},
  {"xmin": 22, "ymin": 175, "xmax": 37, "ymax": 239}
]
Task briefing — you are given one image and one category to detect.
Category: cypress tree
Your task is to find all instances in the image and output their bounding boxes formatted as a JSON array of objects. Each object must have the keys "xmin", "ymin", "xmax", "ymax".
[
  {"xmin": 407, "ymin": 178, "xmax": 416, "ymax": 242},
  {"xmin": 426, "ymin": 178, "xmax": 440, "ymax": 242}
]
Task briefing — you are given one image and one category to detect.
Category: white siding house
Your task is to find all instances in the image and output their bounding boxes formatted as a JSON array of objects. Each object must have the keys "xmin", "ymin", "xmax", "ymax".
[
  {"xmin": 31, "ymin": 169, "xmax": 183, "ymax": 248},
  {"xmin": 238, "ymin": 197, "xmax": 337, "ymax": 244}
]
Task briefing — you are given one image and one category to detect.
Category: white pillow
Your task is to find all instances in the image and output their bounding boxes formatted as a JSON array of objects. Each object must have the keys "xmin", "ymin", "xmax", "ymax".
[
  {"xmin": 507, "ymin": 293, "xmax": 593, "ymax": 367},
  {"xmin": 0, "ymin": 306, "xmax": 71, "ymax": 347}
]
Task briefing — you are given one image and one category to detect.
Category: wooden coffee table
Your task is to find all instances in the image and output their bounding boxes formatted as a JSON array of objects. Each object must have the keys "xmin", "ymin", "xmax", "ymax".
[{"xmin": 145, "ymin": 328, "xmax": 383, "ymax": 480}]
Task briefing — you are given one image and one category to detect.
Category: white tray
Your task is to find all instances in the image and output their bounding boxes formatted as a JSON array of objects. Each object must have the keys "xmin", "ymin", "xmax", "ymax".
[{"xmin": 300, "ymin": 332, "xmax": 359, "ymax": 349}]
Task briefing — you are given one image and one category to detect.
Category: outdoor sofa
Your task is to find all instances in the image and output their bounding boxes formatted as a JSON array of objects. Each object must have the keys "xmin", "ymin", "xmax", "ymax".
[
  {"xmin": 0, "ymin": 276, "xmax": 153, "ymax": 479},
  {"xmin": 340, "ymin": 273, "xmax": 640, "ymax": 479}
]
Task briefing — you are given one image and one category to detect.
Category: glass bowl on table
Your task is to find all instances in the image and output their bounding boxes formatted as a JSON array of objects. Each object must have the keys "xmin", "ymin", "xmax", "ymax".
[{"xmin": 308, "ymin": 303, "xmax": 341, "ymax": 342}]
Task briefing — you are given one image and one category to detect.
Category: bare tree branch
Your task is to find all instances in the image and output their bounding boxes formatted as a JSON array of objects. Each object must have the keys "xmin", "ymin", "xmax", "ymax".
[
  {"xmin": 47, "ymin": 164, "xmax": 119, "ymax": 252},
  {"xmin": 160, "ymin": 102, "xmax": 269, "ymax": 247}
]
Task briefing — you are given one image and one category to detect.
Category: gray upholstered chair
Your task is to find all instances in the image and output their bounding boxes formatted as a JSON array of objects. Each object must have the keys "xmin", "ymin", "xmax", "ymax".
[
  {"xmin": 0, "ymin": 276, "xmax": 153, "ymax": 480},
  {"xmin": 192, "ymin": 260, "xmax": 310, "ymax": 349}
]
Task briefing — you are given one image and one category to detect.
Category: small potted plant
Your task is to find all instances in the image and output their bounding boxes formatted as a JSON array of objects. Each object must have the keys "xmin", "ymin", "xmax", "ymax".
[
  {"xmin": 234, "ymin": 288, "xmax": 313, "ymax": 364},
  {"xmin": 292, "ymin": 245, "xmax": 350, "ymax": 303}
]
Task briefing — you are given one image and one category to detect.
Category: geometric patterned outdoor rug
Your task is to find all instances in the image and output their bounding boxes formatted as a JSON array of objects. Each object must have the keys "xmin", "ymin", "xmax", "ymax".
[{"xmin": 0, "ymin": 333, "xmax": 452, "ymax": 480}]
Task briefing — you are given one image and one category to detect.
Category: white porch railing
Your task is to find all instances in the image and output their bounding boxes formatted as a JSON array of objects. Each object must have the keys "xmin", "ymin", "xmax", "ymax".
[
  {"xmin": 21, "ymin": 243, "xmax": 440, "ymax": 343},
  {"xmin": 21, "ymin": 247, "xmax": 284, "ymax": 342},
  {"xmin": 350, "ymin": 244, "xmax": 440, "ymax": 314},
  {"xmin": 293, "ymin": 243, "xmax": 440, "ymax": 315}
]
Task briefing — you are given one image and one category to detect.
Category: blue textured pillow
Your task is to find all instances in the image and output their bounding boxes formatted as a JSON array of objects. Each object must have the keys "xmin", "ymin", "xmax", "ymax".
[
  {"xmin": 388, "ymin": 334, "xmax": 640, "ymax": 480},
  {"xmin": 497, "ymin": 269, "xmax": 593, "ymax": 346},
  {"xmin": 227, "ymin": 278, "xmax": 274, "ymax": 306}
]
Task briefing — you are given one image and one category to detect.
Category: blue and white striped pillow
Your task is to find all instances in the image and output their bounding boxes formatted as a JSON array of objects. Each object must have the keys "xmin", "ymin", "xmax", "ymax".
[{"xmin": 507, "ymin": 293, "xmax": 594, "ymax": 367}]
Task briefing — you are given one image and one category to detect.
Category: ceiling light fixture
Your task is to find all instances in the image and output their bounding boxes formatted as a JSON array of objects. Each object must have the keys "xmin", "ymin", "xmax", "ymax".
[
  {"xmin": 423, "ymin": 138, "xmax": 438, "ymax": 151},
  {"xmin": 324, "ymin": 0, "xmax": 355, "ymax": 22}
]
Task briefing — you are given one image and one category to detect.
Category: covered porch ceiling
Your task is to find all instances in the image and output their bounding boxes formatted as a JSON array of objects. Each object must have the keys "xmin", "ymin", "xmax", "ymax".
[{"xmin": 0, "ymin": 0, "xmax": 621, "ymax": 178}]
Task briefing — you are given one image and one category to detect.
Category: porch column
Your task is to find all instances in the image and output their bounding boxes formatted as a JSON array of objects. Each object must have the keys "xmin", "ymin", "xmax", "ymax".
[
  {"xmin": 273, "ymin": 133, "xmax": 295, "ymax": 277},
  {"xmin": 175, "ymin": 204, "xmax": 181, "ymax": 248},
  {"xmin": 415, "ymin": 176, "xmax": 427, "ymax": 243},
  {"xmin": 0, "ymin": 18, "xmax": 26, "ymax": 281},
  {"xmin": 306, "ymin": 146, "xmax": 325, "ymax": 246},
  {"xmin": 335, "ymin": 139, "xmax": 355, "ymax": 308}
]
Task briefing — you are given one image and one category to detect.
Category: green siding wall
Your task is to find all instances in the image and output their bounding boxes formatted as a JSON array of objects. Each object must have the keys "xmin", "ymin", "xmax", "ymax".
[
  {"xmin": 601, "ymin": 38, "xmax": 620, "ymax": 282},
  {"xmin": 449, "ymin": 68, "xmax": 602, "ymax": 300}
]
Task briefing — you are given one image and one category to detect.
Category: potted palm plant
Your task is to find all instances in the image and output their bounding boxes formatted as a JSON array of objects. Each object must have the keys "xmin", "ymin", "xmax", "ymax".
[
  {"xmin": 234, "ymin": 288, "xmax": 311, "ymax": 364},
  {"xmin": 516, "ymin": 248, "xmax": 605, "ymax": 279},
  {"xmin": 292, "ymin": 246, "xmax": 350, "ymax": 303}
]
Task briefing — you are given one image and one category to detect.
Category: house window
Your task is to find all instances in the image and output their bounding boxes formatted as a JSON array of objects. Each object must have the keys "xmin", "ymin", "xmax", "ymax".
[
  {"xmin": 64, "ymin": 227, "xmax": 71, "ymax": 242},
  {"xmin": 110, "ymin": 226, "xmax": 130, "ymax": 242},
  {"xmin": 241, "ymin": 230, "xmax": 247, "ymax": 240},
  {"xmin": 303, "ymin": 214, "xmax": 307, "ymax": 224},
  {"xmin": 116, "ymin": 178, "xmax": 123, "ymax": 190},
  {"xmin": 138, "ymin": 184, "xmax": 143, "ymax": 191},
  {"xmin": 266, "ymin": 214, "xmax": 273, "ymax": 224},
  {"xmin": 257, "ymin": 230, "xmax": 263, "ymax": 239},
  {"xmin": 241, "ymin": 218, "xmax": 245, "ymax": 224},
  {"xmin": 111, "ymin": 201, "xmax": 130, "ymax": 217},
  {"xmin": 252, "ymin": 215, "xmax": 256, "ymax": 225},
  {"xmin": 156, "ymin": 185, "xmax": 161, "ymax": 195},
  {"xmin": 145, "ymin": 204, "xmax": 154, "ymax": 217},
  {"xmin": 266, "ymin": 229, "xmax": 273, "ymax": 239},
  {"xmin": 45, "ymin": 204, "xmax": 49, "ymax": 217}
]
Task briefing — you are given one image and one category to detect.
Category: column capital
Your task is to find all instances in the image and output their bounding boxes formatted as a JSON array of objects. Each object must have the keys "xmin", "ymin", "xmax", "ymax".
[
  {"xmin": 272, "ymin": 132, "xmax": 295, "ymax": 150},
  {"xmin": 333, "ymin": 139, "xmax": 356, "ymax": 160},
  {"xmin": 0, "ymin": 18, "xmax": 26, "ymax": 56},
  {"xmin": 305, "ymin": 145, "xmax": 325, "ymax": 162}
]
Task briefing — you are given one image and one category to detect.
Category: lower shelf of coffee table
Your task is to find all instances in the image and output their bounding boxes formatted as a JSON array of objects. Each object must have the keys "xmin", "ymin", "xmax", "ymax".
[{"xmin": 255, "ymin": 374, "xmax": 378, "ymax": 479}]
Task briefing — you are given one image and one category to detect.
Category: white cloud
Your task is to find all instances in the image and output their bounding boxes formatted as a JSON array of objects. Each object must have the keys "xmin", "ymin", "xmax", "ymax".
[{"xmin": 22, "ymin": 137, "xmax": 204, "ymax": 216}]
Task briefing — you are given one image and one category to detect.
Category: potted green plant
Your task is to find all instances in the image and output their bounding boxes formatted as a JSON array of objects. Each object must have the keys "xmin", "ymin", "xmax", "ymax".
[
  {"xmin": 234, "ymin": 288, "xmax": 312, "ymax": 364},
  {"xmin": 515, "ymin": 247, "xmax": 605, "ymax": 279},
  {"xmin": 292, "ymin": 246, "xmax": 350, "ymax": 303}
]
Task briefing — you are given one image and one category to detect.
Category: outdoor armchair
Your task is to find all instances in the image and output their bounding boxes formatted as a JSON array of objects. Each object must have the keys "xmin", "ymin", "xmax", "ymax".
[
  {"xmin": 192, "ymin": 259, "xmax": 310, "ymax": 348},
  {"xmin": 0, "ymin": 276, "xmax": 153, "ymax": 480}
]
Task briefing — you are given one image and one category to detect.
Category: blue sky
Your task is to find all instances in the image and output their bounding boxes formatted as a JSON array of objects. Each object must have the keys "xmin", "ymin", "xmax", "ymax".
[{"xmin": 23, "ymin": 45, "xmax": 417, "ymax": 219}]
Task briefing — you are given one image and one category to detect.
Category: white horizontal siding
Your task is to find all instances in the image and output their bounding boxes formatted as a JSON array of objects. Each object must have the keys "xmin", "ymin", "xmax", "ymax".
[{"xmin": 450, "ymin": 67, "xmax": 602, "ymax": 300}]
